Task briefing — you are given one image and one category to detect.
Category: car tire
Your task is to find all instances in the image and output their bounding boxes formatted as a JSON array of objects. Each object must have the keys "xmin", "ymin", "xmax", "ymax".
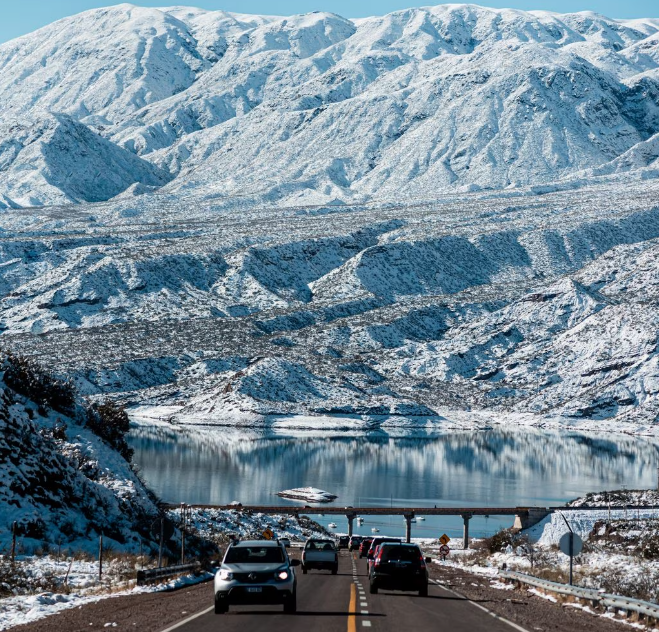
[
  {"xmin": 284, "ymin": 593, "xmax": 297, "ymax": 614},
  {"xmin": 419, "ymin": 583, "xmax": 428, "ymax": 597},
  {"xmin": 302, "ymin": 565, "xmax": 308, "ymax": 574},
  {"xmin": 369, "ymin": 579, "xmax": 378, "ymax": 594},
  {"xmin": 214, "ymin": 596, "xmax": 228, "ymax": 614},
  {"xmin": 332, "ymin": 565, "xmax": 338, "ymax": 575}
]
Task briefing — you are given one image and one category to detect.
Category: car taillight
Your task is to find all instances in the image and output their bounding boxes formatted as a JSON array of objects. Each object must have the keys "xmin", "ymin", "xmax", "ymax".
[{"xmin": 419, "ymin": 554, "xmax": 426, "ymax": 567}]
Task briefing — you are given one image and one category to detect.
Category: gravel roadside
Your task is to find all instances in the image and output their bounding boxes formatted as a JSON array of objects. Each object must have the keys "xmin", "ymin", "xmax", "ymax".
[
  {"xmin": 5, "ymin": 581, "xmax": 214, "ymax": 632},
  {"xmin": 429, "ymin": 564, "xmax": 631, "ymax": 632}
]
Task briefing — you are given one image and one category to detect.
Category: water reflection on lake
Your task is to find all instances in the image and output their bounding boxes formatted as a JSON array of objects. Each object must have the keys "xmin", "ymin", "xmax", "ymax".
[{"xmin": 128, "ymin": 425, "xmax": 659, "ymax": 538}]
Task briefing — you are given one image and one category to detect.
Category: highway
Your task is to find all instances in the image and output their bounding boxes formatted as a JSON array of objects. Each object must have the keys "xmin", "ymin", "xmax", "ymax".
[{"xmin": 163, "ymin": 551, "xmax": 519, "ymax": 632}]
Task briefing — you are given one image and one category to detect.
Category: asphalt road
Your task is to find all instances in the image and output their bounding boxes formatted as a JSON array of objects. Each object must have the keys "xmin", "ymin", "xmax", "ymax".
[{"xmin": 165, "ymin": 551, "xmax": 518, "ymax": 632}]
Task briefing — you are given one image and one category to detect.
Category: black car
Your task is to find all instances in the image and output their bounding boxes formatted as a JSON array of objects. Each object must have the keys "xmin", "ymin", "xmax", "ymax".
[
  {"xmin": 337, "ymin": 536, "xmax": 350, "ymax": 550},
  {"xmin": 366, "ymin": 537, "xmax": 401, "ymax": 574},
  {"xmin": 369, "ymin": 543, "xmax": 429, "ymax": 596}
]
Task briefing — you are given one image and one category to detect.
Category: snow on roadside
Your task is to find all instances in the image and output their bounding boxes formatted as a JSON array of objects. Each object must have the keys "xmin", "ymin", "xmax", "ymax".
[{"xmin": 0, "ymin": 556, "xmax": 211, "ymax": 631}]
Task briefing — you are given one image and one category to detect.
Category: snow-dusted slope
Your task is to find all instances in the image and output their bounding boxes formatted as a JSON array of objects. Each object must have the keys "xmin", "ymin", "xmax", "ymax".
[
  {"xmin": 0, "ymin": 114, "xmax": 171, "ymax": 207},
  {"xmin": 0, "ymin": 355, "xmax": 159, "ymax": 553},
  {"xmin": 0, "ymin": 178, "xmax": 657, "ymax": 430},
  {"xmin": 2, "ymin": 4, "xmax": 659, "ymax": 205}
]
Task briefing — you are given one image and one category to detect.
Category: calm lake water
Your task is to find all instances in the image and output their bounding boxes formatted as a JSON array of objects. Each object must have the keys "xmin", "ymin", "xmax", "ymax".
[{"xmin": 128, "ymin": 424, "xmax": 659, "ymax": 539}]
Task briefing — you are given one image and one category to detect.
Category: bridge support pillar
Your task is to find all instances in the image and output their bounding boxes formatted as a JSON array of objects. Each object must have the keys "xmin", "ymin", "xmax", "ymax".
[
  {"xmin": 346, "ymin": 512, "xmax": 357, "ymax": 537},
  {"xmin": 512, "ymin": 508, "xmax": 551, "ymax": 532},
  {"xmin": 462, "ymin": 513, "xmax": 473, "ymax": 550},
  {"xmin": 404, "ymin": 513, "xmax": 415, "ymax": 543}
]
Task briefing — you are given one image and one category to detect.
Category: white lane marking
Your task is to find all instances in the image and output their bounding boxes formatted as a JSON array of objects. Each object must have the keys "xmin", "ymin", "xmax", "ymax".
[
  {"xmin": 159, "ymin": 606, "xmax": 214, "ymax": 632},
  {"xmin": 430, "ymin": 580, "xmax": 529, "ymax": 632},
  {"xmin": 362, "ymin": 622, "xmax": 372, "ymax": 628},
  {"xmin": 360, "ymin": 602, "xmax": 368, "ymax": 608},
  {"xmin": 362, "ymin": 610, "xmax": 369, "ymax": 615}
]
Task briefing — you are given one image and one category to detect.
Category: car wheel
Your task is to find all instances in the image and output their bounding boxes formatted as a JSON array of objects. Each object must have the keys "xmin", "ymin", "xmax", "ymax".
[
  {"xmin": 214, "ymin": 596, "xmax": 228, "ymax": 614},
  {"xmin": 369, "ymin": 579, "xmax": 378, "ymax": 594},
  {"xmin": 332, "ymin": 565, "xmax": 338, "ymax": 575},
  {"xmin": 419, "ymin": 583, "xmax": 428, "ymax": 597},
  {"xmin": 284, "ymin": 593, "xmax": 297, "ymax": 614},
  {"xmin": 302, "ymin": 565, "xmax": 308, "ymax": 574}
]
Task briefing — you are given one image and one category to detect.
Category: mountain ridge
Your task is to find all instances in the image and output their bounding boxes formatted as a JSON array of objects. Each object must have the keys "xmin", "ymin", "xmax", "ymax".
[{"xmin": 2, "ymin": 3, "xmax": 659, "ymax": 206}]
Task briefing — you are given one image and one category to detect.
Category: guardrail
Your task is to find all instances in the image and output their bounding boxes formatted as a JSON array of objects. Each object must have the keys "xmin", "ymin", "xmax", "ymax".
[
  {"xmin": 136, "ymin": 562, "xmax": 201, "ymax": 586},
  {"xmin": 500, "ymin": 570, "xmax": 659, "ymax": 623}
]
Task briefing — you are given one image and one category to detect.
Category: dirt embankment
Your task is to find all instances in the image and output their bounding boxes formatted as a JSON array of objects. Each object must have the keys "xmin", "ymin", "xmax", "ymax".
[{"xmin": 430, "ymin": 564, "xmax": 631, "ymax": 632}]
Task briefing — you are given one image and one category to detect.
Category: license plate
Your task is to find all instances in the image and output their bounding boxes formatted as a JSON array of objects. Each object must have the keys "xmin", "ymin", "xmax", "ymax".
[{"xmin": 246, "ymin": 587, "xmax": 262, "ymax": 593}]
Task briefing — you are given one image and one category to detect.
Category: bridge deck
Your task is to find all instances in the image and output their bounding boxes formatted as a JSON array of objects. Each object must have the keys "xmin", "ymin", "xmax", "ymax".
[{"xmin": 164, "ymin": 504, "xmax": 659, "ymax": 516}]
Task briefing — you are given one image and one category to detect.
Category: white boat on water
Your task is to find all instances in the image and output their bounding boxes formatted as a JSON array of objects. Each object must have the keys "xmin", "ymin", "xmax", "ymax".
[
  {"xmin": 371, "ymin": 527, "xmax": 380, "ymax": 533},
  {"xmin": 328, "ymin": 522, "xmax": 337, "ymax": 529},
  {"xmin": 276, "ymin": 487, "xmax": 337, "ymax": 503},
  {"xmin": 417, "ymin": 516, "xmax": 426, "ymax": 521},
  {"xmin": 357, "ymin": 517, "xmax": 364, "ymax": 524}
]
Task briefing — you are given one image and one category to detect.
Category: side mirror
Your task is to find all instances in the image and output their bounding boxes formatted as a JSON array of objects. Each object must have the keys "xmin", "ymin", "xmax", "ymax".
[
  {"xmin": 425, "ymin": 557, "xmax": 432, "ymax": 564},
  {"xmin": 290, "ymin": 559, "xmax": 301, "ymax": 567}
]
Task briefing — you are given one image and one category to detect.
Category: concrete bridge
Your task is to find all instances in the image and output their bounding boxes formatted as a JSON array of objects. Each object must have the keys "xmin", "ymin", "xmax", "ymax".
[
  {"xmin": 167, "ymin": 503, "xmax": 659, "ymax": 548},
  {"xmin": 167, "ymin": 503, "xmax": 557, "ymax": 548}
]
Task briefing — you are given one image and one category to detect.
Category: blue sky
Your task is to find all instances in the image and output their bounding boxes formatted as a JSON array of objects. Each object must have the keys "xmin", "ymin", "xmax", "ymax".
[{"xmin": 1, "ymin": 0, "xmax": 657, "ymax": 44}]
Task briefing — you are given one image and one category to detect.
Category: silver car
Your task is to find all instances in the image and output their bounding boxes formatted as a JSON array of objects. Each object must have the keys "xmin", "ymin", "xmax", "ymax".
[{"xmin": 214, "ymin": 540, "xmax": 300, "ymax": 614}]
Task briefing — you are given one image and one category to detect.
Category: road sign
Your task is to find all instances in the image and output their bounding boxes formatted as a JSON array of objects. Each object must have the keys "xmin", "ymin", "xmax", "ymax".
[
  {"xmin": 439, "ymin": 534, "xmax": 450, "ymax": 546},
  {"xmin": 439, "ymin": 544, "xmax": 450, "ymax": 557},
  {"xmin": 559, "ymin": 532, "xmax": 583, "ymax": 556},
  {"xmin": 262, "ymin": 528, "xmax": 275, "ymax": 541}
]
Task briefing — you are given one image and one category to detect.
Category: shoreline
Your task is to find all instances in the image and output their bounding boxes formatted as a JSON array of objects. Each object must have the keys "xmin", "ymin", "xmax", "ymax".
[{"xmin": 128, "ymin": 405, "xmax": 659, "ymax": 438}]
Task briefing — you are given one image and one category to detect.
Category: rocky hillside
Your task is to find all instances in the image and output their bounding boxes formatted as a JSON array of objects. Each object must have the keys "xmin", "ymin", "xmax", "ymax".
[
  {"xmin": 1, "ymin": 4, "xmax": 659, "ymax": 432},
  {"xmin": 0, "ymin": 354, "xmax": 160, "ymax": 553},
  {"xmin": 0, "ymin": 176, "xmax": 657, "ymax": 431},
  {"xmin": 2, "ymin": 4, "xmax": 659, "ymax": 206}
]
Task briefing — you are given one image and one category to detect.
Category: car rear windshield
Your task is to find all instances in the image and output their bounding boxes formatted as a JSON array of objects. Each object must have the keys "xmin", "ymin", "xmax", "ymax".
[
  {"xmin": 305, "ymin": 540, "xmax": 336, "ymax": 551},
  {"xmin": 225, "ymin": 546, "xmax": 285, "ymax": 564},
  {"xmin": 381, "ymin": 546, "xmax": 421, "ymax": 561}
]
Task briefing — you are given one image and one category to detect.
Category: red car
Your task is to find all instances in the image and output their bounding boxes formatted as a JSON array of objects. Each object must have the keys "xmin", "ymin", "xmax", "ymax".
[{"xmin": 359, "ymin": 538, "xmax": 373, "ymax": 558}]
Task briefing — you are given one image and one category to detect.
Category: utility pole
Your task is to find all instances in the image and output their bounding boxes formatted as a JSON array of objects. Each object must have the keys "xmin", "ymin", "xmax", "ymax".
[
  {"xmin": 180, "ymin": 502, "xmax": 186, "ymax": 565},
  {"xmin": 99, "ymin": 532, "xmax": 103, "ymax": 582},
  {"xmin": 10, "ymin": 522, "xmax": 17, "ymax": 566},
  {"xmin": 159, "ymin": 518, "xmax": 164, "ymax": 569}
]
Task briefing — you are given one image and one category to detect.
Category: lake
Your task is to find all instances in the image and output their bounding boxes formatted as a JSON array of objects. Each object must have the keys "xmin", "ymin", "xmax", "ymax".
[{"xmin": 128, "ymin": 424, "xmax": 659, "ymax": 539}]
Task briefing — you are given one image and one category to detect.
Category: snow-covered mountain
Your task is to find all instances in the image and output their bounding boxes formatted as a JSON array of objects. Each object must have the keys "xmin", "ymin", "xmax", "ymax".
[
  {"xmin": 0, "ymin": 176, "xmax": 656, "ymax": 430},
  {"xmin": 1, "ymin": 4, "xmax": 659, "ymax": 431},
  {"xmin": 3, "ymin": 4, "xmax": 659, "ymax": 206},
  {"xmin": 0, "ymin": 113, "xmax": 170, "ymax": 207}
]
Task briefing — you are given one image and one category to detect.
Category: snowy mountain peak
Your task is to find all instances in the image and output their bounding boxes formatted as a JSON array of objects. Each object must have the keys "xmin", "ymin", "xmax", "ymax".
[{"xmin": 2, "ymin": 3, "xmax": 659, "ymax": 206}]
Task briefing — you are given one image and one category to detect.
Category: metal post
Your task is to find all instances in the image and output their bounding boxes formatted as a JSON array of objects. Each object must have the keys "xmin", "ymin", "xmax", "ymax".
[
  {"xmin": 180, "ymin": 502, "xmax": 185, "ymax": 565},
  {"xmin": 10, "ymin": 522, "xmax": 17, "ymax": 566},
  {"xmin": 462, "ymin": 514, "xmax": 472, "ymax": 550},
  {"xmin": 99, "ymin": 533, "xmax": 103, "ymax": 582},
  {"xmin": 404, "ymin": 514, "xmax": 413, "ymax": 543},
  {"xmin": 158, "ymin": 518, "xmax": 164, "ymax": 569},
  {"xmin": 559, "ymin": 511, "xmax": 574, "ymax": 586},
  {"xmin": 347, "ymin": 514, "xmax": 354, "ymax": 538}
]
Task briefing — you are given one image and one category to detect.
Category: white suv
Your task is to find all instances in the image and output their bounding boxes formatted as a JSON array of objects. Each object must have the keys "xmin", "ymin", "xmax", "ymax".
[{"xmin": 214, "ymin": 540, "xmax": 300, "ymax": 614}]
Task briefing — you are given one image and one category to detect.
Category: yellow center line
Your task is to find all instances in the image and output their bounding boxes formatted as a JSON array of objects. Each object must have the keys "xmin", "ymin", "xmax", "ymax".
[{"xmin": 348, "ymin": 582, "xmax": 357, "ymax": 632}]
